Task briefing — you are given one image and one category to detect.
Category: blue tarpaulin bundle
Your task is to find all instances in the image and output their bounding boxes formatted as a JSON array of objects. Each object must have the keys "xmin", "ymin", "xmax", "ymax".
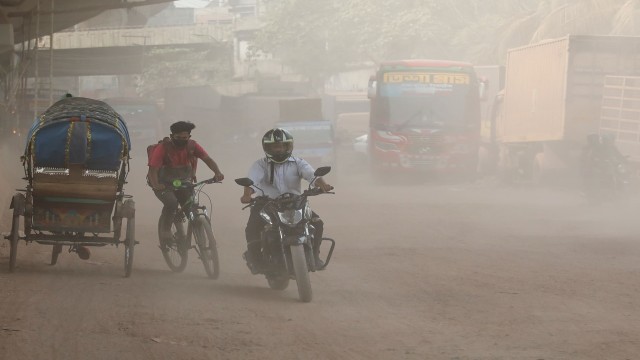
[{"xmin": 25, "ymin": 97, "xmax": 131, "ymax": 171}]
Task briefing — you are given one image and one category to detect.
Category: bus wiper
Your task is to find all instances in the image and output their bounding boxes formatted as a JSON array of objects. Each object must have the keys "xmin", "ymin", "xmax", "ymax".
[
  {"xmin": 396, "ymin": 109, "xmax": 444, "ymax": 130},
  {"xmin": 395, "ymin": 109, "xmax": 423, "ymax": 131}
]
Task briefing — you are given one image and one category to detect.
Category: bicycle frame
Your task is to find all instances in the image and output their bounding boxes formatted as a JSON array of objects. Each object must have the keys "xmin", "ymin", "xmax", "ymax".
[
  {"xmin": 171, "ymin": 179, "xmax": 214, "ymax": 246},
  {"xmin": 158, "ymin": 177, "xmax": 221, "ymax": 278}
]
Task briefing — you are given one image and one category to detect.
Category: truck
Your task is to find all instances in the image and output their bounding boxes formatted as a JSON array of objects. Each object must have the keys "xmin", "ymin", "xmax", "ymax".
[
  {"xmin": 491, "ymin": 35, "xmax": 640, "ymax": 183},
  {"xmin": 367, "ymin": 59, "xmax": 486, "ymax": 179},
  {"xmin": 599, "ymin": 75, "xmax": 640, "ymax": 163},
  {"xmin": 274, "ymin": 98, "xmax": 336, "ymax": 170}
]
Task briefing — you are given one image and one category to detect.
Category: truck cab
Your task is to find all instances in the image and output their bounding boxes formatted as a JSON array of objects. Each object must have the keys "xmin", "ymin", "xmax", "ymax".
[
  {"xmin": 275, "ymin": 120, "xmax": 335, "ymax": 169},
  {"xmin": 275, "ymin": 98, "xmax": 336, "ymax": 170}
]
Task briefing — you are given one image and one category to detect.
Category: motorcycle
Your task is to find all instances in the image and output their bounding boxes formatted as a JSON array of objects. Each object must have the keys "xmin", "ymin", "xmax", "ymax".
[
  {"xmin": 234, "ymin": 166, "xmax": 336, "ymax": 303},
  {"xmin": 583, "ymin": 151, "xmax": 630, "ymax": 204}
]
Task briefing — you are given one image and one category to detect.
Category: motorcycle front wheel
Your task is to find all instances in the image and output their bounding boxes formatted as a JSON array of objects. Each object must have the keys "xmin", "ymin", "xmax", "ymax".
[{"xmin": 291, "ymin": 244, "xmax": 312, "ymax": 302}]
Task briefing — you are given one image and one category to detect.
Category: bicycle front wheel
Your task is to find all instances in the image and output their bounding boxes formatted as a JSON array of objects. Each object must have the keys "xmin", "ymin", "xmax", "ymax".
[{"xmin": 193, "ymin": 217, "xmax": 220, "ymax": 279}]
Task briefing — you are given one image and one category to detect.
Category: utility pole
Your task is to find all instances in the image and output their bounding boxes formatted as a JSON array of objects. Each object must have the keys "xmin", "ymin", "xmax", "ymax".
[
  {"xmin": 33, "ymin": 0, "xmax": 39, "ymax": 120},
  {"xmin": 49, "ymin": 0, "xmax": 54, "ymax": 106}
]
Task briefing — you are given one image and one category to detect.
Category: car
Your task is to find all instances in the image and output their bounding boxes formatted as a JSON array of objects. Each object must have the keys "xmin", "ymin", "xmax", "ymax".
[{"xmin": 353, "ymin": 133, "xmax": 368, "ymax": 157}]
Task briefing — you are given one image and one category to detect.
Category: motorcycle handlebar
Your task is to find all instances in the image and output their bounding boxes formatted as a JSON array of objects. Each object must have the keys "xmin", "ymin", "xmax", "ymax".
[
  {"xmin": 303, "ymin": 187, "xmax": 335, "ymax": 196},
  {"xmin": 241, "ymin": 189, "xmax": 334, "ymax": 209}
]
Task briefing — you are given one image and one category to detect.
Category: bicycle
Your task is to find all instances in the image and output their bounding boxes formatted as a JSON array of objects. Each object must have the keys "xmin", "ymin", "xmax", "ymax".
[{"xmin": 157, "ymin": 177, "xmax": 220, "ymax": 279}]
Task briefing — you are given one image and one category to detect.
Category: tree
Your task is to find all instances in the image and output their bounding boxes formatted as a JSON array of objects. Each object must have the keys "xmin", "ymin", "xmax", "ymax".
[
  {"xmin": 252, "ymin": 0, "xmax": 640, "ymax": 77},
  {"xmin": 136, "ymin": 44, "xmax": 233, "ymax": 97}
]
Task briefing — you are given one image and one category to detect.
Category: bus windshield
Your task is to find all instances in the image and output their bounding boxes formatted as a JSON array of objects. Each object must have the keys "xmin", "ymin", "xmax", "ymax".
[{"xmin": 373, "ymin": 71, "xmax": 474, "ymax": 130}]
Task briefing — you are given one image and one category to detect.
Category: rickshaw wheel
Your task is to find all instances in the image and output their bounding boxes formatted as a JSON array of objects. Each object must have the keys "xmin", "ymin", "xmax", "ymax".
[
  {"xmin": 124, "ymin": 217, "xmax": 135, "ymax": 278},
  {"xmin": 51, "ymin": 244, "xmax": 63, "ymax": 265},
  {"xmin": 9, "ymin": 214, "xmax": 19, "ymax": 273}
]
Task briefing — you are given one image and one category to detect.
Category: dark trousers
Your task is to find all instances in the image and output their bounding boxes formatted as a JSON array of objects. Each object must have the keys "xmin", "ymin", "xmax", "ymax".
[
  {"xmin": 154, "ymin": 188, "xmax": 192, "ymax": 231},
  {"xmin": 245, "ymin": 206, "xmax": 324, "ymax": 254}
]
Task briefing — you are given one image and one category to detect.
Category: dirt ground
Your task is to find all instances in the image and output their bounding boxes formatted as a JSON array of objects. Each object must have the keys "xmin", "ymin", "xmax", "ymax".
[{"xmin": 1, "ymin": 138, "xmax": 639, "ymax": 360}]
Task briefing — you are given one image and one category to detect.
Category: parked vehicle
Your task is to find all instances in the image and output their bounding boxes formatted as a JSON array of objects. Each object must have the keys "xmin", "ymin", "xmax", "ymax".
[
  {"xmin": 275, "ymin": 98, "xmax": 336, "ymax": 169},
  {"xmin": 6, "ymin": 97, "xmax": 136, "ymax": 276},
  {"xmin": 275, "ymin": 120, "xmax": 335, "ymax": 169},
  {"xmin": 489, "ymin": 35, "xmax": 640, "ymax": 183},
  {"xmin": 102, "ymin": 97, "xmax": 165, "ymax": 155},
  {"xmin": 353, "ymin": 133, "xmax": 368, "ymax": 157},
  {"xmin": 234, "ymin": 166, "xmax": 336, "ymax": 303}
]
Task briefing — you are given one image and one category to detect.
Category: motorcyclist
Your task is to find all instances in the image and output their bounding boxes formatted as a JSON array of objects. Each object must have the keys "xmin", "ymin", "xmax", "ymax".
[
  {"xmin": 581, "ymin": 133, "xmax": 627, "ymax": 196},
  {"xmin": 600, "ymin": 133, "xmax": 626, "ymax": 164},
  {"xmin": 148, "ymin": 121, "xmax": 224, "ymax": 240},
  {"xmin": 240, "ymin": 128, "xmax": 333, "ymax": 273}
]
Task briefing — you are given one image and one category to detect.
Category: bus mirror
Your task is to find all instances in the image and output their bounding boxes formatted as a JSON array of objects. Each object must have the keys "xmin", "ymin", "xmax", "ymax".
[
  {"xmin": 367, "ymin": 76, "xmax": 376, "ymax": 99},
  {"xmin": 478, "ymin": 78, "xmax": 489, "ymax": 101}
]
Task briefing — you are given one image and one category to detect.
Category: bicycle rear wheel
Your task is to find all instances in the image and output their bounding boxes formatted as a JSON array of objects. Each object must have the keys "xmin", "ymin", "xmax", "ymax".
[
  {"xmin": 193, "ymin": 217, "xmax": 220, "ymax": 279},
  {"xmin": 158, "ymin": 214, "xmax": 188, "ymax": 273}
]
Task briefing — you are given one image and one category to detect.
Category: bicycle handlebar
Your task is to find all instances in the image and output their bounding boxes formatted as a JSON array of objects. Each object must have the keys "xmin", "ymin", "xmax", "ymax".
[{"xmin": 170, "ymin": 178, "xmax": 221, "ymax": 190}]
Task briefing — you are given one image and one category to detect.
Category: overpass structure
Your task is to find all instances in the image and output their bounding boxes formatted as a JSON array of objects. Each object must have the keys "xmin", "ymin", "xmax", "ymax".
[
  {"xmin": 0, "ymin": 1, "xmax": 233, "ymax": 134},
  {"xmin": 0, "ymin": 0, "xmax": 175, "ymax": 52},
  {"xmin": 27, "ymin": 23, "xmax": 231, "ymax": 76}
]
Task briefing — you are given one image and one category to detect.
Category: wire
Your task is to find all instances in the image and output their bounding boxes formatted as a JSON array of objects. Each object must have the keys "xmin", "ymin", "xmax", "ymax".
[{"xmin": 194, "ymin": 184, "xmax": 214, "ymax": 218}]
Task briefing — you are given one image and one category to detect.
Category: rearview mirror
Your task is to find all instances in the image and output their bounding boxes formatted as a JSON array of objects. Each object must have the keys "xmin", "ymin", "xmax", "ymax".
[
  {"xmin": 478, "ymin": 77, "xmax": 489, "ymax": 101},
  {"xmin": 314, "ymin": 166, "xmax": 331, "ymax": 177},
  {"xmin": 235, "ymin": 178, "xmax": 254, "ymax": 187},
  {"xmin": 367, "ymin": 75, "xmax": 376, "ymax": 99}
]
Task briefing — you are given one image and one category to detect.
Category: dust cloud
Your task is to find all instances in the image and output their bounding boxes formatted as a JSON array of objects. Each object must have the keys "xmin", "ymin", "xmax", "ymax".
[{"xmin": 1, "ymin": 1, "xmax": 640, "ymax": 359}]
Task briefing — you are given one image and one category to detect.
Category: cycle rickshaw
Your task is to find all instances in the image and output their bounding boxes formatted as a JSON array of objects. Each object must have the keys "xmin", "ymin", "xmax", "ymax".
[{"xmin": 5, "ymin": 97, "xmax": 136, "ymax": 276}]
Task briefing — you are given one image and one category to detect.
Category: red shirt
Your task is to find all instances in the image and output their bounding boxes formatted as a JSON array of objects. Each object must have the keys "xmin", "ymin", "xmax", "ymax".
[{"xmin": 148, "ymin": 141, "xmax": 209, "ymax": 171}]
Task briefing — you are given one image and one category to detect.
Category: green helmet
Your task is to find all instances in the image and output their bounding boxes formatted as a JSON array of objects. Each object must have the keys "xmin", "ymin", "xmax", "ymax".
[{"xmin": 262, "ymin": 128, "xmax": 294, "ymax": 163}]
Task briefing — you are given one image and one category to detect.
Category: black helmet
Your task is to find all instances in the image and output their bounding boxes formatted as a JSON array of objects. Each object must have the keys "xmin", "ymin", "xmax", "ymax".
[{"xmin": 262, "ymin": 128, "xmax": 294, "ymax": 163}]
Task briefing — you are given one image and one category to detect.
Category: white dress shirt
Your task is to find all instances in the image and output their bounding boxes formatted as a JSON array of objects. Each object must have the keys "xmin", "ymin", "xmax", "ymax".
[{"xmin": 247, "ymin": 156, "xmax": 317, "ymax": 198}]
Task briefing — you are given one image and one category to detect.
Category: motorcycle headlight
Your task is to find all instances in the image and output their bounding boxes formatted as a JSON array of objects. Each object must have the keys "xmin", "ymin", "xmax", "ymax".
[
  {"xmin": 278, "ymin": 209, "xmax": 303, "ymax": 226},
  {"xmin": 259, "ymin": 209, "xmax": 273, "ymax": 224}
]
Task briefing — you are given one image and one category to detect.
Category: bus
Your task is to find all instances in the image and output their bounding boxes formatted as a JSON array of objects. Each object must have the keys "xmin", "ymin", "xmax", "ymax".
[{"xmin": 368, "ymin": 59, "xmax": 486, "ymax": 179}]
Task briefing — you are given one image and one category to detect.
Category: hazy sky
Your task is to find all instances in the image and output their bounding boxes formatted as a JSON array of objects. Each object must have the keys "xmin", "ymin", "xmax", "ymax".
[{"xmin": 174, "ymin": 0, "xmax": 212, "ymax": 8}]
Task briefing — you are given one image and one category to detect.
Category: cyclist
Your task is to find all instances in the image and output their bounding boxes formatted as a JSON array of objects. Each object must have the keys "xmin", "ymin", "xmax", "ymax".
[{"xmin": 148, "ymin": 121, "xmax": 224, "ymax": 240}]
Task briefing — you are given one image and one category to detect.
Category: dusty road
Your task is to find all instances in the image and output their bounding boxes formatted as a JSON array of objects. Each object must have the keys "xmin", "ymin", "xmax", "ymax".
[{"xmin": 1, "ymin": 145, "xmax": 640, "ymax": 360}]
